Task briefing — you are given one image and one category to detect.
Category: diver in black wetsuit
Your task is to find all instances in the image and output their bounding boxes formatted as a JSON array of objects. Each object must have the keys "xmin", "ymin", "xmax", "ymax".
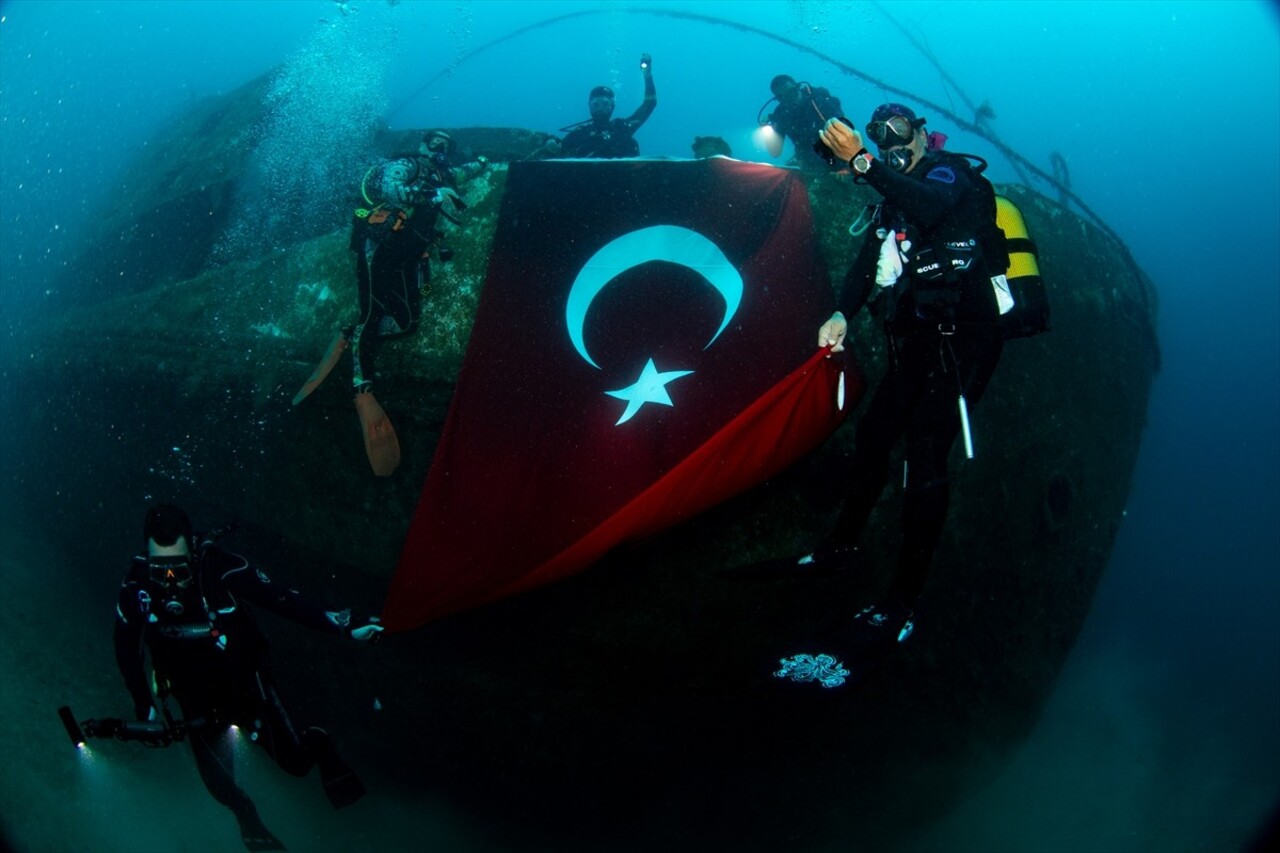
[
  {"xmin": 114, "ymin": 505, "xmax": 383, "ymax": 851},
  {"xmin": 292, "ymin": 130, "xmax": 488, "ymax": 476},
  {"xmin": 349, "ymin": 129, "xmax": 488, "ymax": 396},
  {"xmin": 550, "ymin": 53, "xmax": 657, "ymax": 159},
  {"xmin": 798, "ymin": 104, "xmax": 1010, "ymax": 655},
  {"xmin": 760, "ymin": 74, "xmax": 844, "ymax": 170}
]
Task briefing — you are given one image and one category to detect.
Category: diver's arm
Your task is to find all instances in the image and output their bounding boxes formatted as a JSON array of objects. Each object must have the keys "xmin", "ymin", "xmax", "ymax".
[
  {"xmin": 216, "ymin": 550, "xmax": 348, "ymax": 635},
  {"xmin": 217, "ymin": 549, "xmax": 380, "ymax": 639},
  {"xmin": 819, "ymin": 220, "xmax": 889, "ymax": 353},
  {"xmin": 817, "ymin": 225, "xmax": 881, "ymax": 353},
  {"xmin": 450, "ymin": 156, "xmax": 489, "ymax": 185},
  {"xmin": 860, "ymin": 156, "xmax": 974, "ymax": 231},
  {"xmin": 763, "ymin": 106, "xmax": 789, "ymax": 157},
  {"xmin": 558, "ymin": 128, "xmax": 583, "ymax": 158},
  {"xmin": 113, "ymin": 586, "xmax": 155, "ymax": 719},
  {"xmin": 837, "ymin": 229, "xmax": 883, "ymax": 319},
  {"xmin": 624, "ymin": 55, "xmax": 657, "ymax": 129},
  {"xmin": 535, "ymin": 135, "xmax": 562, "ymax": 158},
  {"xmin": 819, "ymin": 118, "xmax": 973, "ymax": 229}
]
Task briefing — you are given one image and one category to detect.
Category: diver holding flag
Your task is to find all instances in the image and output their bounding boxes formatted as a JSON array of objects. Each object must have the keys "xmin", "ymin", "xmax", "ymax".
[
  {"xmin": 767, "ymin": 104, "xmax": 1019, "ymax": 690},
  {"xmin": 102, "ymin": 504, "xmax": 382, "ymax": 850}
]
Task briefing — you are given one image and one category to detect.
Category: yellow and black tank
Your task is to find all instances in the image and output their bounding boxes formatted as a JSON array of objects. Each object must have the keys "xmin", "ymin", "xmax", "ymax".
[{"xmin": 995, "ymin": 194, "xmax": 1051, "ymax": 338}]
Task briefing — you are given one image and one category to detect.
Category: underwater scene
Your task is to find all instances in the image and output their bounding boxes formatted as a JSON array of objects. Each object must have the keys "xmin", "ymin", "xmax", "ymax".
[{"xmin": 0, "ymin": 1, "xmax": 1277, "ymax": 851}]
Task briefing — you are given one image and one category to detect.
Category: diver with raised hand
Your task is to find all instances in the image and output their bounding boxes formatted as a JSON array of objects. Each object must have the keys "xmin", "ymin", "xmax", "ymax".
[
  {"xmin": 774, "ymin": 104, "xmax": 1011, "ymax": 688},
  {"xmin": 549, "ymin": 53, "xmax": 657, "ymax": 159},
  {"xmin": 114, "ymin": 504, "xmax": 383, "ymax": 850}
]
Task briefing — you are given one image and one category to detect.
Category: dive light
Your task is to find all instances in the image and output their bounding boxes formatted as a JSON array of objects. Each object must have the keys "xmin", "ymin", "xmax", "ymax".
[{"xmin": 57, "ymin": 704, "xmax": 188, "ymax": 749}]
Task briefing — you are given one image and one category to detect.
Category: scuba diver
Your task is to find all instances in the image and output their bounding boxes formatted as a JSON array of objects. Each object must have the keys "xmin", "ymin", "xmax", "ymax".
[
  {"xmin": 291, "ymin": 129, "xmax": 489, "ymax": 476},
  {"xmin": 776, "ymin": 104, "xmax": 1012, "ymax": 686},
  {"xmin": 691, "ymin": 135, "xmax": 733, "ymax": 158},
  {"xmin": 550, "ymin": 53, "xmax": 657, "ymax": 159},
  {"xmin": 758, "ymin": 74, "xmax": 844, "ymax": 170},
  {"xmin": 114, "ymin": 504, "xmax": 383, "ymax": 851}
]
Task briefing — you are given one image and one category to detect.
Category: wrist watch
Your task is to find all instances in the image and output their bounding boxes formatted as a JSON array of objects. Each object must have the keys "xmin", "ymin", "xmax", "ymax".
[{"xmin": 850, "ymin": 151, "xmax": 873, "ymax": 175}]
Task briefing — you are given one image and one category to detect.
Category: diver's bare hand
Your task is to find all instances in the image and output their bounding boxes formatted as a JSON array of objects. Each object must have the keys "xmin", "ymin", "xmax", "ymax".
[
  {"xmin": 819, "ymin": 118, "xmax": 863, "ymax": 164},
  {"xmin": 819, "ymin": 311, "xmax": 848, "ymax": 355}
]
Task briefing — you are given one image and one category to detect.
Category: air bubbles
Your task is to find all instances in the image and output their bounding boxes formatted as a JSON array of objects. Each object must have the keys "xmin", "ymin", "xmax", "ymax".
[{"xmin": 214, "ymin": 15, "xmax": 392, "ymax": 261}]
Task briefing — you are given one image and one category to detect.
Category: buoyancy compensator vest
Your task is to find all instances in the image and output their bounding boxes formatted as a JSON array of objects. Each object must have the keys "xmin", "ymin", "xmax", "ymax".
[
  {"xmin": 882, "ymin": 152, "xmax": 1008, "ymax": 329},
  {"xmin": 888, "ymin": 152, "xmax": 1048, "ymax": 339}
]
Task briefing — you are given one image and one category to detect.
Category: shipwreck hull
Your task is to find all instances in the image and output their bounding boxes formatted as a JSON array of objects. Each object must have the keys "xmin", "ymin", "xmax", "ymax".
[{"xmin": 16, "ymin": 85, "xmax": 1159, "ymax": 847}]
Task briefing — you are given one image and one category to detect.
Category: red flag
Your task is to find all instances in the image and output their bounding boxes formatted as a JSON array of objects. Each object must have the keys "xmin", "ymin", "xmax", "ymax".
[{"xmin": 382, "ymin": 159, "xmax": 862, "ymax": 630}]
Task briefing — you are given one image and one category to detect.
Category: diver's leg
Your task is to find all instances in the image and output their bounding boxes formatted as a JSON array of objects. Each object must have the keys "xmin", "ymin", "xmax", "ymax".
[
  {"xmin": 827, "ymin": 350, "xmax": 921, "ymax": 547},
  {"xmin": 373, "ymin": 241, "xmax": 425, "ymax": 341},
  {"xmin": 188, "ymin": 724, "xmax": 285, "ymax": 851},
  {"xmin": 246, "ymin": 670, "xmax": 310, "ymax": 776},
  {"xmin": 890, "ymin": 424, "xmax": 953, "ymax": 609},
  {"xmin": 351, "ymin": 241, "xmax": 387, "ymax": 392},
  {"xmin": 885, "ymin": 331, "xmax": 1003, "ymax": 608},
  {"xmin": 251, "ymin": 672, "xmax": 366, "ymax": 809},
  {"xmin": 302, "ymin": 726, "xmax": 366, "ymax": 809}
]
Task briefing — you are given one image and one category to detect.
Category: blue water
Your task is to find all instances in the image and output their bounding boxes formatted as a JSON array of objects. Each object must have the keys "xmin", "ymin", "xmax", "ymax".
[{"xmin": 2, "ymin": 1, "xmax": 1277, "ymax": 850}]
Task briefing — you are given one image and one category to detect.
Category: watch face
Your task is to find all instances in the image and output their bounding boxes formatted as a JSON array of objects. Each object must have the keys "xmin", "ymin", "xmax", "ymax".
[{"xmin": 854, "ymin": 155, "xmax": 870, "ymax": 173}]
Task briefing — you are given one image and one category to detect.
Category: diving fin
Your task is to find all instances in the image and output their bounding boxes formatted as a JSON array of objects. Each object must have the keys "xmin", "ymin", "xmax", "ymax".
[
  {"xmin": 319, "ymin": 752, "xmax": 367, "ymax": 809},
  {"xmin": 291, "ymin": 333, "xmax": 349, "ymax": 406},
  {"xmin": 301, "ymin": 727, "xmax": 366, "ymax": 809},
  {"xmin": 354, "ymin": 391, "xmax": 401, "ymax": 477},
  {"xmin": 235, "ymin": 805, "xmax": 286, "ymax": 851}
]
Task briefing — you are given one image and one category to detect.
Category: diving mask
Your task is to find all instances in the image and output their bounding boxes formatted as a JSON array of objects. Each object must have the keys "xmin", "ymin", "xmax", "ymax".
[
  {"xmin": 866, "ymin": 114, "xmax": 918, "ymax": 149},
  {"xmin": 148, "ymin": 555, "xmax": 193, "ymax": 589}
]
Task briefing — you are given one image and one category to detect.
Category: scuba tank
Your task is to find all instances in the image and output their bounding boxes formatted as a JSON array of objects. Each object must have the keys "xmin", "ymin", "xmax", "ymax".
[{"xmin": 993, "ymin": 195, "xmax": 1050, "ymax": 339}]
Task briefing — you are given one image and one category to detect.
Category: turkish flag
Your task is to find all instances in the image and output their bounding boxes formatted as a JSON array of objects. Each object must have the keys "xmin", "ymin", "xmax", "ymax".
[{"xmin": 382, "ymin": 159, "xmax": 861, "ymax": 630}]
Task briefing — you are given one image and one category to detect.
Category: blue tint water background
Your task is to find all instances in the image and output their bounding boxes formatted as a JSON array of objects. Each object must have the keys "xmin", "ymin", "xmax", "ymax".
[{"xmin": 1, "ymin": 2, "xmax": 1276, "ymax": 850}]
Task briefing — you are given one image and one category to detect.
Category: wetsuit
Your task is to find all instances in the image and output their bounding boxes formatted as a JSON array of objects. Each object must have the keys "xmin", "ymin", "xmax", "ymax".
[
  {"xmin": 559, "ymin": 76, "xmax": 658, "ymax": 159},
  {"xmin": 114, "ymin": 544, "xmax": 355, "ymax": 819},
  {"xmin": 831, "ymin": 150, "xmax": 1008, "ymax": 609},
  {"xmin": 769, "ymin": 86, "xmax": 843, "ymax": 170},
  {"xmin": 349, "ymin": 153, "xmax": 485, "ymax": 391}
]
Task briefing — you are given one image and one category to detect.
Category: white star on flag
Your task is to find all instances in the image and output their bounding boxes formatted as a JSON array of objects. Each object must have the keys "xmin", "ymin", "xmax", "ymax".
[{"xmin": 605, "ymin": 358, "xmax": 694, "ymax": 425}]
